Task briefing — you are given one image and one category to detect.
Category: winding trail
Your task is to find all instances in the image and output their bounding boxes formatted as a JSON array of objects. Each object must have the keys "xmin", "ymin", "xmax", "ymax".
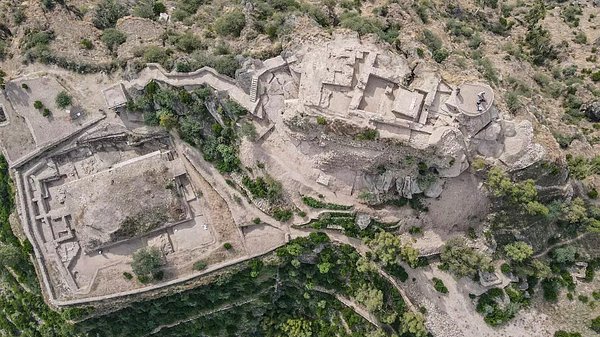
[
  {"xmin": 291, "ymin": 227, "xmax": 418, "ymax": 313},
  {"xmin": 532, "ymin": 232, "xmax": 594, "ymax": 259},
  {"xmin": 313, "ymin": 286, "xmax": 383, "ymax": 329},
  {"xmin": 148, "ymin": 294, "xmax": 264, "ymax": 336}
]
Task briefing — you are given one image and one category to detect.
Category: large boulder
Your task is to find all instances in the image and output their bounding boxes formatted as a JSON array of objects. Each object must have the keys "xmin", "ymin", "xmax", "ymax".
[
  {"xmin": 428, "ymin": 127, "xmax": 469, "ymax": 178},
  {"xmin": 582, "ymin": 100, "xmax": 600, "ymax": 122},
  {"xmin": 499, "ymin": 120, "xmax": 545, "ymax": 171}
]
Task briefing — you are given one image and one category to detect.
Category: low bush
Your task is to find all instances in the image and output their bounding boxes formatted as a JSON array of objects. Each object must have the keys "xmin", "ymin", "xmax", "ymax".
[
  {"xmin": 174, "ymin": 32, "xmax": 205, "ymax": 53},
  {"xmin": 214, "ymin": 10, "xmax": 246, "ymax": 37},
  {"xmin": 301, "ymin": 196, "xmax": 351, "ymax": 210},
  {"xmin": 273, "ymin": 208, "xmax": 293, "ymax": 222},
  {"xmin": 101, "ymin": 28, "xmax": 126, "ymax": 51},
  {"xmin": 93, "ymin": 0, "xmax": 127, "ymax": 29},
  {"xmin": 355, "ymin": 128, "xmax": 379, "ymax": 141},
  {"xmin": 542, "ymin": 278, "xmax": 559, "ymax": 302},
  {"xmin": 80, "ymin": 39, "xmax": 94, "ymax": 50},
  {"xmin": 55, "ymin": 91, "xmax": 72, "ymax": 108},
  {"xmin": 193, "ymin": 260, "xmax": 207, "ymax": 270},
  {"xmin": 432, "ymin": 277, "xmax": 448, "ymax": 294},
  {"xmin": 242, "ymin": 175, "xmax": 283, "ymax": 203}
]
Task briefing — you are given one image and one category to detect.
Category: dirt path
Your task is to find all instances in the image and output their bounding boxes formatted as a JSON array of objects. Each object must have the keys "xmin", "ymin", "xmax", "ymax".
[
  {"xmin": 532, "ymin": 232, "xmax": 593, "ymax": 258},
  {"xmin": 313, "ymin": 286, "xmax": 383, "ymax": 329},
  {"xmin": 291, "ymin": 227, "xmax": 418, "ymax": 313},
  {"xmin": 148, "ymin": 293, "xmax": 266, "ymax": 336}
]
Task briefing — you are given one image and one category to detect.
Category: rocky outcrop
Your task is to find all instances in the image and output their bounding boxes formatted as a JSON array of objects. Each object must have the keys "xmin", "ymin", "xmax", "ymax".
[
  {"xmin": 429, "ymin": 127, "xmax": 469, "ymax": 178},
  {"xmin": 581, "ymin": 100, "xmax": 600, "ymax": 122},
  {"xmin": 470, "ymin": 122, "xmax": 504, "ymax": 158},
  {"xmin": 499, "ymin": 120, "xmax": 545, "ymax": 171}
]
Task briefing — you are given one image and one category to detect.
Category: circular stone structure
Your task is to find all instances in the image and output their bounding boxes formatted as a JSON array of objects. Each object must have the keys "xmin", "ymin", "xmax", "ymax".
[{"xmin": 454, "ymin": 82, "xmax": 494, "ymax": 117}]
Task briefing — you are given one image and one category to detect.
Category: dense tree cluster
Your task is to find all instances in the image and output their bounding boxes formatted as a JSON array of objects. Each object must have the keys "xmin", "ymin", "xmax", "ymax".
[
  {"xmin": 440, "ymin": 237, "xmax": 492, "ymax": 278},
  {"xmin": 75, "ymin": 232, "xmax": 423, "ymax": 336},
  {"xmin": 133, "ymin": 82, "xmax": 244, "ymax": 173}
]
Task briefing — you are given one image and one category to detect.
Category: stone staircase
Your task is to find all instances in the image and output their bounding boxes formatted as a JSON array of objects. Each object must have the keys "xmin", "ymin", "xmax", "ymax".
[{"xmin": 249, "ymin": 77, "xmax": 258, "ymax": 102}]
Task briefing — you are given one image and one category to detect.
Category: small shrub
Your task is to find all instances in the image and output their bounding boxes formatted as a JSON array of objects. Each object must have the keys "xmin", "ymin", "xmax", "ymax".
[
  {"xmin": 101, "ymin": 28, "xmax": 126, "ymax": 51},
  {"xmin": 223, "ymin": 242, "xmax": 233, "ymax": 250},
  {"xmin": 252, "ymin": 217, "xmax": 261, "ymax": 224},
  {"xmin": 175, "ymin": 33, "xmax": 204, "ymax": 53},
  {"xmin": 591, "ymin": 71, "xmax": 600, "ymax": 82},
  {"xmin": 542, "ymin": 278, "xmax": 559, "ymax": 302},
  {"xmin": 131, "ymin": 247, "xmax": 163, "ymax": 281},
  {"xmin": 143, "ymin": 46, "xmax": 169, "ymax": 64},
  {"xmin": 591, "ymin": 315, "xmax": 600, "ymax": 333},
  {"xmin": 42, "ymin": 0, "xmax": 55, "ymax": 10},
  {"xmin": 561, "ymin": 4, "xmax": 582, "ymax": 28},
  {"xmin": 193, "ymin": 260, "xmax": 207, "ymax": 270},
  {"xmin": 355, "ymin": 128, "xmax": 379, "ymax": 141},
  {"xmin": 214, "ymin": 10, "xmax": 246, "ymax": 37},
  {"xmin": 34, "ymin": 100, "xmax": 43, "ymax": 109},
  {"xmin": 316, "ymin": 116, "xmax": 327, "ymax": 125},
  {"xmin": 80, "ymin": 39, "xmax": 94, "ymax": 50},
  {"xmin": 273, "ymin": 208, "xmax": 293, "ymax": 221},
  {"xmin": 505, "ymin": 91, "xmax": 521, "ymax": 113},
  {"xmin": 93, "ymin": 0, "xmax": 128, "ymax": 29},
  {"xmin": 55, "ymin": 91, "xmax": 72, "ymax": 108},
  {"xmin": 123, "ymin": 272, "xmax": 133, "ymax": 280},
  {"xmin": 42, "ymin": 108, "xmax": 51, "ymax": 117},
  {"xmin": 133, "ymin": 0, "xmax": 159, "ymax": 19},
  {"xmin": 21, "ymin": 83, "xmax": 29, "ymax": 90},
  {"xmin": 432, "ymin": 277, "xmax": 448, "ymax": 294},
  {"xmin": 554, "ymin": 331, "xmax": 582, "ymax": 337},
  {"xmin": 432, "ymin": 49, "xmax": 449, "ymax": 63},
  {"xmin": 416, "ymin": 48, "xmax": 424, "ymax": 58},
  {"xmin": 573, "ymin": 32, "xmax": 587, "ymax": 45},
  {"xmin": 500, "ymin": 263, "xmax": 511, "ymax": 274},
  {"xmin": 408, "ymin": 226, "xmax": 422, "ymax": 235},
  {"xmin": 13, "ymin": 7, "xmax": 26, "ymax": 24}
]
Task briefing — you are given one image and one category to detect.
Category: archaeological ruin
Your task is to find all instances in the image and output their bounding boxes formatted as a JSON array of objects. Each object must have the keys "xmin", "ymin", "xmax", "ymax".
[{"xmin": 0, "ymin": 32, "xmax": 545, "ymax": 306}]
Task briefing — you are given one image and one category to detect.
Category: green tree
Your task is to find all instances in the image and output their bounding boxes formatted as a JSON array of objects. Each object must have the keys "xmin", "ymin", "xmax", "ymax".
[
  {"xmin": 55, "ymin": 91, "xmax": 72, "ymax": 109},
  {"xmin": 193, "ymin": 260, "xmax": 207, "ymax": 271},
  {"xmin": 280, "ymin": 318, "xmax": 312, "ymax": 337},
  {"xmin": 354, "ymin": 284, "xmax": 383, "ymax": 312},
  {"xmin": 401, "ymin": 312, "xmax": 427, "ymax": 337},
  {"xmin": 175, "ymin": 33, "xmax": 204, "ymax": 53},
  {"xmin": 400, "ymin": 242, "xmax": 420, "ymax": 268},
  {"xmin": 133, "ymin": 0, "xmax": 158, "ymax": 19},
  {"xmin": 440, "ymin": 237, "xmax": 492, "ymax": 278},
  {"xmin": 356, "ymin": 256, "xmax": 376, "ymax": 273},
  {"xmin": 101, "ymin": 28, "xmax": 126, "ymax": 51},
  {"xmin": 158, "ymin": 110, "xmax": 178, "ymax": 130},
  {"xmin": 591, "ymin": 315, "xmax": 600, "ymax": 333},
  {"xmin": 93, "ymin": 0, "xmax": 128, "ymax": 29},
  {"xmin": 367, "ymin": 231, "xmax": 402, "ymax": 266},
  {"xmin": 0, "ymin": 244, "xmax": 22, "ymax": 268},
  {"xmin": 143, "ymin": 46, "xmax": 169, "ymax": 64},
  {"xmin": 563, "ymin": 198, "xmax": 587, "ymax": 225},
  {"xmin": 552, "ymin": 246, "xmax": 577, "ymax": 264},
  {"xmin": 131, "ymin": 246, "xmax": 163, "ymax": 281},
  {"xmin": 366, "ymin": 329, "xmax": 387, "ymax": 337},
  {"xmin": 317, "ymin": 261, "xmax": 331, "ymax": 274},
  {"xmin": 214, "ymin": 10, "xmax": 246, "ymax": 37},
  {"xmin": 504, "ymin": 241, "xmax": 533, "ymax": 263}
]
